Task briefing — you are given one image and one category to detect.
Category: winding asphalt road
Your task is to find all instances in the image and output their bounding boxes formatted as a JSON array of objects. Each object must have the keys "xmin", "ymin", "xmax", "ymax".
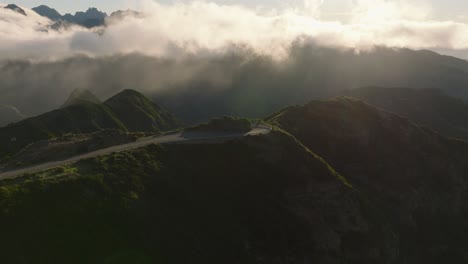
[{"xmin": 0, "ymin": 126, "xmax": 271, "ymax": 180}]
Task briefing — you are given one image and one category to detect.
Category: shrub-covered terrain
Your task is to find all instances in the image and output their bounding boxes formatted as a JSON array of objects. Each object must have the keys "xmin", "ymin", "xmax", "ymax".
[{"xmin": 0, "ymin": 130, "xmax": 392, "ymax": 264}]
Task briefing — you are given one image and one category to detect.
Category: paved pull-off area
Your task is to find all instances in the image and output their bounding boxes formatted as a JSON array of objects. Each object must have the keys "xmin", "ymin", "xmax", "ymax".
[{"xmin": 0, "ymin": 127, "xmax": 271, "ymax": 181}]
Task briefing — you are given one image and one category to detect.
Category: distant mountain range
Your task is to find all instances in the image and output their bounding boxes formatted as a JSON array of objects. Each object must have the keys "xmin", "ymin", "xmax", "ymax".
[
  {"xmin": 1, "ymin": 3, "xmax": 110, "ymax": 28},
  {"xmin": 32, "ymin": 5, "xmax": 107, "ymax": 28},
  {"xmin": 153, "ymin": 46, "xmax": 468, "ymax": 123},
  {"xmin": 2, "ymin": 4, "xmax": 141, "ymax": 28}
]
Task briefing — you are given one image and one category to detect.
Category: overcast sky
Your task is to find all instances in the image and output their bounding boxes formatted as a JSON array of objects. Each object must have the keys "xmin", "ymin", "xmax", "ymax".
[{"xmin": 7, "ymin": 0, "xmax": 468, "ymax": 22}]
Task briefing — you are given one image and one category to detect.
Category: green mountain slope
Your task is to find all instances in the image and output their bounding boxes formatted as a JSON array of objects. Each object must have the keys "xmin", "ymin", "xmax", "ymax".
[
  {"xmin": 268, "ymin": 97, "xmax": 468, "ymax": 263},
  {"xmin": 343, "ymin": 86, "xmax": 468, "ymax": 141},
  {"xmin": 0, "ymin": 131, "xmax": 393, "ymax": 263},
  {"xmin": 0, "ymin": 103, "xmax": 125, "ymax": 158},
  {"xmin": 0, "ymin": 89, "xmax": 181, "ymax": 157},
  {"xmin": 104, "ymin": 89, "xmax": 181, "ymax": 132}
]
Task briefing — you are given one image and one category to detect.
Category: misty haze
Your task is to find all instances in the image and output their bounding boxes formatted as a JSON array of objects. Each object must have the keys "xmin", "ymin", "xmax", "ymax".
[{"xmin": 2, "ymin": 1, "xmax": 468, "ymax": 263}]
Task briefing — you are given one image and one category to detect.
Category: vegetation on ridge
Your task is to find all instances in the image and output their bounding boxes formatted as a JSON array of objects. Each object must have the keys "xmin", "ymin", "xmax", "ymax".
[{"xmin": 0, "ymin": 89, "xmax": 181, "ymax": 158}]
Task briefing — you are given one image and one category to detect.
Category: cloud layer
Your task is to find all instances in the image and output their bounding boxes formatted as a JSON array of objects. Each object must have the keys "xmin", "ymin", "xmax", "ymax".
[
  {"xmin": 4, "ymin": 0, "xmax": 468, "ymax": 123},
  {"xmin": 2, "ymin": 0, "xmax": 468, "ymax": 60}
]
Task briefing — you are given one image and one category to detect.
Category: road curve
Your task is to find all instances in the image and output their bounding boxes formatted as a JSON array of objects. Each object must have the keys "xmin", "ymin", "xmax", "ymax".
[{"xmin": 0, "ymin": 126, "xmax": 271, "ymax": 181}]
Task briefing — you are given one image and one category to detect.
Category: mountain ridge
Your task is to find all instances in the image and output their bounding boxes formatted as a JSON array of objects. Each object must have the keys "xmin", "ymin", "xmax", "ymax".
[
  {"xmin": 32, "ymin": 5, "xmax": 108, "ymax": 28},
  {"xmin": 0, "ymin": 89, "xmax": 181, "ymax": 158},
  {"xmin": 343, "ymin": 86, "xmax": 468, "ymax": 141},
  {"xmin": 268, "ymin": 97, "xmax": 468, "ymax": 263},
  {"xmin": 32, "ymin": 5, "xmax": 61, "ymax": 20}
]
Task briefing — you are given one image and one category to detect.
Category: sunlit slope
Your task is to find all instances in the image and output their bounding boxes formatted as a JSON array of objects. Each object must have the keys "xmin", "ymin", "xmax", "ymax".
[
  {"xmin": 0, "ymin": 89, "xmax": 181, "ymax": 157},
  {"xmin": 104, "ymin": 89, "xmax": 182, "ymax": 132}
]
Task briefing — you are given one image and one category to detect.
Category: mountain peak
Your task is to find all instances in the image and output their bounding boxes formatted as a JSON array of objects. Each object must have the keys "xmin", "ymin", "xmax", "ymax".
[
  {"xmin": 115, "ymin": 89, "xmax": 145, "ymax": 97},
  {"xmin": 75, "ymin": 7, "xmax": 107, "ymax": 18},
  {"xmin": 105, "ymin": 89, "xmax": 151, "ymax": 103},
  {"xmin": 32, "ymin": 6, "xmax": 108, "ymax": 28},
  {"xmin": 104, "ymin": 89, "xmax": 182, "ymax": 132},
  {"xmin": 67, "ymin": 7, "xmax": 107, "ymax": 28},
  {"xmin": 61, "ymin": 89, "xmax": 101, "ymax": 108},
  {"xmin": 32, "ymin": 5, "xmax": 62, "ymax": 21},
  {"xmin": 4, "ymin": 4, "xmax": 27, "ymax": 16},
  {"xmin": 86, "ymin": 7, "xmax": 103, "ymax": 13},
  {"xmin": 109, "ymin": 9, "xmax": 143, "ymax": 19}
]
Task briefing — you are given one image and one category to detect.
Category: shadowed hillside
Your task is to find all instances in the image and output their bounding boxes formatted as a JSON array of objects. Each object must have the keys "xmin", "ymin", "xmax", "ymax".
[
  {"xmin": 344, "ymin": 86, "xmax": 468, "ymax": 141},
  {"xmin": 0, "ymin": 131, "xmax": 395, "ymax": 264},
  {"xmin": 268, "ymin": 97, "xmax": 468, "ymax": 263}
]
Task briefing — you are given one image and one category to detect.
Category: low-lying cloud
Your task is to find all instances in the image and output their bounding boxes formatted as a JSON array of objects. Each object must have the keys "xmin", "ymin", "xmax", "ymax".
[
  {"xmin": 2, "ymin": 0, "xmax": 468, "ymax": 60},
  {"xmin": 4, "ymin": 0, "xmax": 468, "ymax": 123}
]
